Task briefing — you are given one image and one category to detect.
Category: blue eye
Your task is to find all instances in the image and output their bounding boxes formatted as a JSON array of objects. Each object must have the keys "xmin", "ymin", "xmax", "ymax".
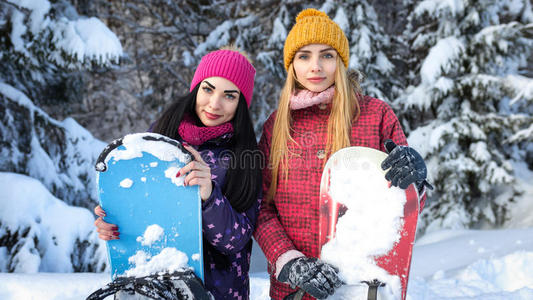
[
  {"xmin": 225, "ymin": 94, "xmax": 237, "ymax": 100},
  {"xmin": 202, "ymin": 86, "xmax": 212, "ymax": 93},
  {"xmin": 323, "ymin": 53, "xmax": 334, "ymax": 59},
  {"xmin": 297, "ymin": 54, "xmax": 309, "ymax": 60}
]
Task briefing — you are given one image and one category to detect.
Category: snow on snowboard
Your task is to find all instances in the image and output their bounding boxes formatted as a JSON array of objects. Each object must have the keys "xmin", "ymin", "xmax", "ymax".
[
  {"xmin": 94, "ymin": 133, "xmax": 204, "ymax": 282},
  {"xmin": 319, "ymin": 147, "xmax": 419, "ymax": 300}
]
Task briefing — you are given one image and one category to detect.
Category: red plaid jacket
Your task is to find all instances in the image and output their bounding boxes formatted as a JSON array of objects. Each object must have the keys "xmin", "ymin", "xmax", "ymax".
[{"xmin": 254, "ymin": 96, "xmax": 424, "ymax": 300}]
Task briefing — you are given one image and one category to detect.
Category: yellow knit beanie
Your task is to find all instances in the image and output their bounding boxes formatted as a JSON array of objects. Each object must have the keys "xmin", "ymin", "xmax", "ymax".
[{"xmin": 283, "ymin": 8, "xmax": 349, "ymax": 71}]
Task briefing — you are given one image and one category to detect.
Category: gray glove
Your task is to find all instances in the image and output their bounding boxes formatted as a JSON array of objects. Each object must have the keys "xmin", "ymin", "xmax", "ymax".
[{"xmin": 277, "ymin": 257, "xmax": 342, "ymax": 299}]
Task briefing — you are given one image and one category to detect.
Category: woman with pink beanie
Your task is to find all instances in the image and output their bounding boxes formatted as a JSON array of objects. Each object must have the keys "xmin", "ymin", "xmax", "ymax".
[{"xmin": 93, "ymin": 47, "xmax": 262, "ymax": 299}]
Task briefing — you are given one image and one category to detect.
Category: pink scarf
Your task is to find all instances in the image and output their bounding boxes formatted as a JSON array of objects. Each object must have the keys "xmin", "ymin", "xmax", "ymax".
[
  {"xmin": 178, "ymin": 115, "xmax": 234, "ymax": 146},
  {"xmin": 290, "ymin": 86, "xmax": 335, "ymax": 110}
]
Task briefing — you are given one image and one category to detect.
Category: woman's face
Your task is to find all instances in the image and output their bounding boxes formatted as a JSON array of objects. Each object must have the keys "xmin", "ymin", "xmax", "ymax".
[
  {"xmin": 293, "ymin": 44, "xmax": 337, "ymax": 92},
  {"xmin": 195, "ymin": 76, "xmax": 240, "ymax": 127}
]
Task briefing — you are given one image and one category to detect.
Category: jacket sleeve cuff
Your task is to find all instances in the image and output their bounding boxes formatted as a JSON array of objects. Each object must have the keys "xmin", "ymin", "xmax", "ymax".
[
  {"xmin": 202, "ymin": 180, "xmax": 220, "ymax": 209},
  {"xmin": 275, "ymin": 250, "xmax": 305, "ymax": 279}
]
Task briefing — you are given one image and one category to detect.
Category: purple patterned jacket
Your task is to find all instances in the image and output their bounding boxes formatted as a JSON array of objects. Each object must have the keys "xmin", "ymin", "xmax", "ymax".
[{"xmin": 192, "ymin": 133, "xmax": 261, "ymax": 300}]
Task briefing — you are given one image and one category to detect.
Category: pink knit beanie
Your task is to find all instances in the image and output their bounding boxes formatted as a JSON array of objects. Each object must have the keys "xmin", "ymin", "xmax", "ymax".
[{"xmin": 190, "ymin": 49, "xmax": 256, "ymax": 107}]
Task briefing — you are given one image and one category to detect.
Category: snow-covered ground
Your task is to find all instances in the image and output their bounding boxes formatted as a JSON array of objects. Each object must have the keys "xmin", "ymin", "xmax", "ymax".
[
  {"xmin": 1, "ymin": 228, "xmax": 532, "ymax": 300},
  {"xmin": 408, "ymin": 228, "xmax": 533, "ymax": 299}
]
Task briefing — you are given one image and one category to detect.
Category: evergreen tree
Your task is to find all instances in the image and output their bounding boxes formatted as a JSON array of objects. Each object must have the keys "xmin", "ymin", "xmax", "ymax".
[
  {"xmin": 398, "ymin": 0, "xmax": 533, "ymax": 231},
  {"xmin": 0, "ymin": 0, "xmax": 121, "ymax": 273},
  {"xmin": 0, "ymin": 0, "xmax": 121, "ymax": 105},
  {"xmin": 1, "ymin": 0, "xmax": 122, "ymax": 207}
]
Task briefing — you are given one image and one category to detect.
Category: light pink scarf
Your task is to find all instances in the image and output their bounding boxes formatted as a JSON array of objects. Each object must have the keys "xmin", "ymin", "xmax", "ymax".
[{"xmin": 290, "ymin": 86, "xmax": 335, "ymax": 110}]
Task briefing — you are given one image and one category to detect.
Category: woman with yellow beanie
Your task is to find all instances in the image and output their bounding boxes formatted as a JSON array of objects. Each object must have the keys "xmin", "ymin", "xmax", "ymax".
[{"xmin": 253, "ymin": 8, "xmax": 432, "ymax": 300}]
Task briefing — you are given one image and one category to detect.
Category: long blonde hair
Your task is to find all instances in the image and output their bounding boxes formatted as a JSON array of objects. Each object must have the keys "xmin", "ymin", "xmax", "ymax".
[{"xmin": 266, "ymin": 56, "xmax": 361, "ymax": 201}]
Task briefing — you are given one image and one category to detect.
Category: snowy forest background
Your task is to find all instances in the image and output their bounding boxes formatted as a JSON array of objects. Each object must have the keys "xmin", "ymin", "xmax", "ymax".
[{"xmin": 1, "ymin": 0, "xmax": 532, "ymax": 280}]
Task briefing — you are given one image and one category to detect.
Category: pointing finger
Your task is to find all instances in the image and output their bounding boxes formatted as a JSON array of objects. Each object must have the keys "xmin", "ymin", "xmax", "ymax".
[{"xmin": 183, "ymin": 144, "xmax": 207, "ymax": 165}]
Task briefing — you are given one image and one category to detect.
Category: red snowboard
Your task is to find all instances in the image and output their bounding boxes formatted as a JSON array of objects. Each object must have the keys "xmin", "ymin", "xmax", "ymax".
[{"xmin": 319, "ymin": 147, "xmax": 419, "ymax": 300}]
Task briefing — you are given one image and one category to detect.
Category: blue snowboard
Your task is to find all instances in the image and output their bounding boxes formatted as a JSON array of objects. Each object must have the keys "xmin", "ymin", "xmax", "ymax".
[{"xmin": 95, "ymin": 133, "xmax": 203, "ymax": 281}]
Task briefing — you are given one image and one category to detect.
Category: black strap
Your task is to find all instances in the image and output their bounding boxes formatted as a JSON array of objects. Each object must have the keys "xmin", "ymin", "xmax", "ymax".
[
  {"xmin": 363, "ymin": 279, "xmax": 385, "ymax": 300},
  {"xmin": 283, "ymin": 289, "xmax": 306, "ymax": 300},
  {"xmin": 95, "ymin": 137, "xmax": 124, "ymax": 172},
  {"xmin": 95, "ymin": 134, "xmax": 191, "ymax": 172}
]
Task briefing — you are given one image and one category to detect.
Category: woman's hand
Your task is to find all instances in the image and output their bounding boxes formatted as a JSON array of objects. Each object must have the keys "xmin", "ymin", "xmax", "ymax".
[
  {"xmin": 180, "ymin": 144, "xmax": 213, "ymax": 201},
  {"xmin": 381, "ymin": 139, "xmax": 433, "ymax": 191},
  {"xmin": 93, "ymin": 205, "xmax": 119, "ymax": 240},
  {"xmin": 277, "ymin": 257, "xmax": 342, "ymax": 299}
]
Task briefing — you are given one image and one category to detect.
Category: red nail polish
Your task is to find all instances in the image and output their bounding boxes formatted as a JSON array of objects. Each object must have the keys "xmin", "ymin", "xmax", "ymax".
[
  {"xmin": 176, "ymin": 171, "xmax": 181, "ymax": 178},
  {"xmin": 113, "ymin": 232, "xmax": 120, "ymax": 236}
]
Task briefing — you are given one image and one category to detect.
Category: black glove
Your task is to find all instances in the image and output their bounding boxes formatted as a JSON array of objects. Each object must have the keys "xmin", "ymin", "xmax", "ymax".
[
  {"xmin": 277, "ymin": 257, "xmax": 342, "ymax": 299},
  {"xmin": 381, "ymin": 140, "xmax": 434, "ymax": 191}
]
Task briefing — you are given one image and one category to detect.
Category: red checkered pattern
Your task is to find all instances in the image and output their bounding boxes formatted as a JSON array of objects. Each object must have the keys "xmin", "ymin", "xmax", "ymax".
[{"xmin": 254, "ymin": 95, "xmax": 422, "ymax": 300}]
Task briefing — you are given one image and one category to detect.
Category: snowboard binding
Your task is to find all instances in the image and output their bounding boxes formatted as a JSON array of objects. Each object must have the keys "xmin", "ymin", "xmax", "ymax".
[{"xmin": 86, "ymin": 270, "xmax": 212, "ymax": 300}]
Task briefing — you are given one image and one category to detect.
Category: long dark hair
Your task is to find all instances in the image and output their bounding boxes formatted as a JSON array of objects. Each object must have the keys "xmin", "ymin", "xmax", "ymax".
[{"xmin": 152, "ymin": 84, "xmax": 262, "ymax": 212}]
